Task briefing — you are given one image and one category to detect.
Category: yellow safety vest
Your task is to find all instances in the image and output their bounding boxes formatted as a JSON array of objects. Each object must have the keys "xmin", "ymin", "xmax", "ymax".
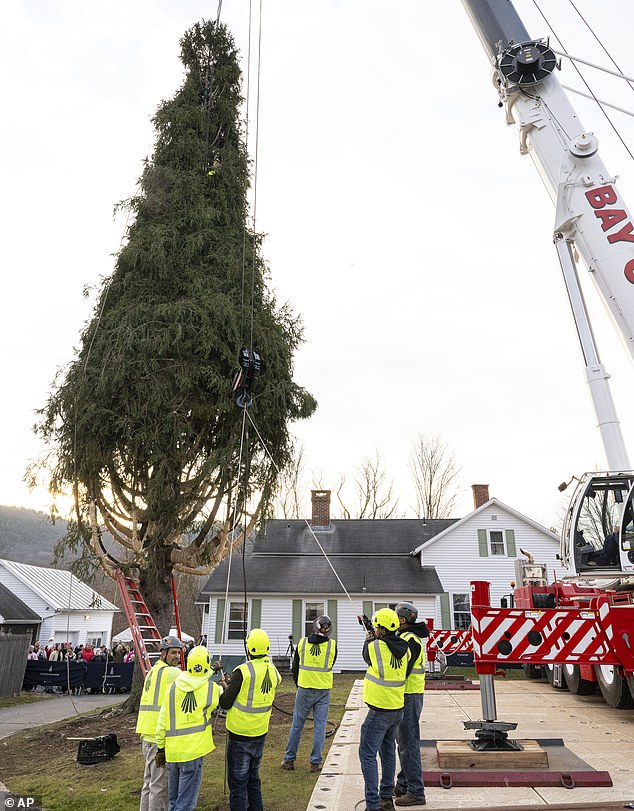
[
  {"xmin": 399, "ymin": 630, "xmax": 426, "ymax": 694},
  {"xmin": 226, "ymin": 658, "xmax": 282, "ymax": 737},
  {"xmin": 297, "ymin": 637, "xmax": 337, "ymax": 689},
  {"xmin": 362, "ymin": 639, "xmax": 410, "ymax": 710},
  {"xmin": 135, "ymin": 660, "xmax": 180, "ymax": 742},
  {"xmin": 157, "ymin": 678, "xmax": 221, "ymax": 762}
]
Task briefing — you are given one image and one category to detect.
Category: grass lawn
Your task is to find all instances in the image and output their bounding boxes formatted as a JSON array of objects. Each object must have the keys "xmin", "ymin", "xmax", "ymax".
[
  {"xmin": 1, "ymin": 672, "xmax": 363, "ymax": 811},
  {"xmin": 0, "ymin": 692, "xmax": 53, "ymax": 709}
]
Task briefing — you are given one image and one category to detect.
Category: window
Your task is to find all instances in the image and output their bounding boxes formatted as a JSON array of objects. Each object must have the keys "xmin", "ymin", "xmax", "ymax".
[
  {"xmin": 373, "ymin": 602, "xmax": 397, "ymax": 612},
  {"xmin": 489, "ymin": 530, "xmax": 506, "ymax": 556},
  {"xmin": 304, "ymin": 602, "xmax": 325, "ymax": 636},
  {"xmin": 227, "ymin": 602, "xmax": 247, "ymax": 640},
  {"xmin": 87, "ymin": 635, "xmax": 102, "ymax": 647},
  {"xmin": 452, "ymin": 594, "xmax": 471, "ymax": 630}
]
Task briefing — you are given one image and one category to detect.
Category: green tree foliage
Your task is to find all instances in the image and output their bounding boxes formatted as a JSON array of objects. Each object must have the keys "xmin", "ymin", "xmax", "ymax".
[{"xmin": 33, "ymin": 20, "xmax": 316, "ymax": 619}]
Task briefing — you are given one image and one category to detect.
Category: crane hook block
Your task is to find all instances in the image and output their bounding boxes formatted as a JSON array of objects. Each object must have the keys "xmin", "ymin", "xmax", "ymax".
[{"xmin": 231, "ymin": 348, "xmax": 263, "ymax": 408}]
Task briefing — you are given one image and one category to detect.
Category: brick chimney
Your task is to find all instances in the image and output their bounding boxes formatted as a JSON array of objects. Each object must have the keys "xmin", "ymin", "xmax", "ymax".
[
  {"xmin": 472, "ymin": 484, "xmax": 490, "ymax": 509},
  {"xmin": 311, "ymin": 490, "xmax": 331, "ymax": 528}
]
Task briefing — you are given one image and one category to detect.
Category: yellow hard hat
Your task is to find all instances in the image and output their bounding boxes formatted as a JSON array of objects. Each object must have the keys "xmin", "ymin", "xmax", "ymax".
[
  {"xmin": 246, "ymin": 628, "xmax": 270, "ymax": 656},
  {"xmin": 187, "ymin": 646, "xmax": 211, "ymax": 675},
  {"xmin": 373, "ymin": 608, "xmax": 400, "ymax": 632}
]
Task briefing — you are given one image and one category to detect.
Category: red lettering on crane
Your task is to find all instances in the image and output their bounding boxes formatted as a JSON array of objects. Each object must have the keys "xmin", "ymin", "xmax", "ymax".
[
  {"xmin": 585, "ymin": 184, "xmax": 634, "ymax": 283},
  {"xmin": 595, "ymin": 209, "xmax": 627, "ymax": 231},
  {"xmin": 607, "ymin": 221, "xmax": 634, "ymax": 244},
  {"xmin": 585, "ymin": 185, "xmax": 618, "ymax": 208}
]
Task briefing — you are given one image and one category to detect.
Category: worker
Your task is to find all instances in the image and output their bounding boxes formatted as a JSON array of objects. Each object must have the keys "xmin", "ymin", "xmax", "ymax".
[
  {"xmin": 281, "ymin": 614, "xmax": 337, "ymax": 772},
  {"xmin": 220, "ymin": 628, "xmax": 282, "ymax": 811},
  {"xmin": 394, "ymin": 601, "xmax": 428, "ymax": 807},
  {"xmin": 135, "ymin": 634, "xmax": 183, "ymax": 811},
  {"xmin": 155, "ymin": 646, "xmax": 222, "ymax": 811},
  {"xmin": 358, "ymin": 608, "xmax": 412, "ymax": 811},
  {"xmin": 589, "ymin": 524, "xmax": 620, "ymax": 566}
]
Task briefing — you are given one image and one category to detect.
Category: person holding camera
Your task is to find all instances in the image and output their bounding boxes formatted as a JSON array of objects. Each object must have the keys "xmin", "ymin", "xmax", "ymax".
[
  {"xmin": 394, "ymin": 601, "xmax": 428, "ymax": 807},
  {"xmin": 281, "ymin": 615, "xmax": 337, "ymax": 773},
  {"xmin": 359, "ymin": 608, "xmax": 412, "ymax": 811}
]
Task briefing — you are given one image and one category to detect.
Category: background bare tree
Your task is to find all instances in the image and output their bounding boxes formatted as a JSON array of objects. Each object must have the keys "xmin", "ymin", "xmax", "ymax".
[
  {"xmin": 410, "ymin": 434, "xmax": 460, "ymax": 518},
  {"xmin": 273, "ymin": 443, "xmax": 308, "ymax": 519},
  {"xmin": 335, "ymin": 451, "xmax": 400, "ymax": 519}
]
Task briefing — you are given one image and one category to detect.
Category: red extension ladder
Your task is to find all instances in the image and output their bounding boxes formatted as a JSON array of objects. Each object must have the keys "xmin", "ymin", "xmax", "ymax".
[{"xmin": 114, "ymin": 570, "xmax": 163, "ymax": 678}]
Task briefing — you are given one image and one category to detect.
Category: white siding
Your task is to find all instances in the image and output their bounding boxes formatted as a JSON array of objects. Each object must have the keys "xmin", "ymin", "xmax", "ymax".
[
  {"xmin": 49, "ymin": 610, "xmax": 115, "ymax": 647},
  {"xmin": 201, "ymin": 594, "xmax": 437, "ymax": 672},
  {"xmin": 421, "ymin": 503, "xmax": 564, "ymax": 627},
  {"xmin": 0, "ymin": 568, "xmax": 49, "ymax": 616}
]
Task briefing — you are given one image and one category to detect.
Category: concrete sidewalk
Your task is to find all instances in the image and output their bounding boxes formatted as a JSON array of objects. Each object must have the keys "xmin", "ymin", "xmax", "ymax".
[
  {"xmin": 0, "ymin": 692, "xmax": 124, "ymax": 740},
  {"xmin": 308, "ymin": 678, "xmax": 634, "ymax": 810}
]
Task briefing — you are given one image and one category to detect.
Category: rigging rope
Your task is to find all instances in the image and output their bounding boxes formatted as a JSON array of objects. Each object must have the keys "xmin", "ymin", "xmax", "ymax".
[
  {"xmin": 566, "ymin": 0, "xmax": 634, "ymax": 95},
  {"xmin": 218, "ymin": 405, "xmax": 249, "ymax": 660},
  {"xmin": 531, "ymin": 0, "xmax": 634, "ymax": 162}
]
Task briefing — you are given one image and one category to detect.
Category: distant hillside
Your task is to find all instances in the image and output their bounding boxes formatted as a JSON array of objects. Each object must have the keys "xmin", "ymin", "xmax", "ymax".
[
  {"xmin": 0, "ymin": 505, "xmax": 68, "ymax": 566},
  {"xmin": 0, "ymin": 505, "xmax": 203, "ymax": 636}
]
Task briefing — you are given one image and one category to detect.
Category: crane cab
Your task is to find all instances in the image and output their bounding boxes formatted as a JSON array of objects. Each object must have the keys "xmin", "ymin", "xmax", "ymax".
[{"xmin": 561, "ymin": 472, "xmax": 634, "ymax": 578}]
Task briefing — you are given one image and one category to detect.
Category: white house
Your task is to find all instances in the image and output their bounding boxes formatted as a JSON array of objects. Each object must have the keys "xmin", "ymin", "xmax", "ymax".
[
  {"xmin": 414, "ymin": 484, "xmax": 565, "ymax": 631},
  {"xmin": 0, "ymin": 559, "xmax": 118, "ymax": 647},
  {"xmin": 196, "ymin": 487, "xmax": 564, "ymax": 672}
]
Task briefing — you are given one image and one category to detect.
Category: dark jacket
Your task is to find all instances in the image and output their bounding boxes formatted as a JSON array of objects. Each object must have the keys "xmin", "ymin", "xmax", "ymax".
[
  {"xmin": 292, "ymin": 633, "xmax": 338, "ymax": 686},
  {"xmin": 362, "ymin": 633, "xmax": 412, "ymax": 673},
  {"xmin": 398, "ymin": 619, "xmax": 429, "ymax": 665},
  {"xmin": 219, "ymin": 655, "xmax": 267, "ymax": 741}
]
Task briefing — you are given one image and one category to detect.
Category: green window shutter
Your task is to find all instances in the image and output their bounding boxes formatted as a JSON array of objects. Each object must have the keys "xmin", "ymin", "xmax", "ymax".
[
  {"xmin": 477, "ymin": 529, "xmax": 489, "ymax": 557},
  {"xmin": 440, "ymin": 593, "xmax": 451, "ymax": 629},
  {"xmin": 250, "ymin": 598, "xmax": 261, "ymax": 630},
  {"xmin": 327, "ymin": 599, "xmax": 338, "ymax": 638},
  {"xmin": 292, "ymin": 599, "xmax": 303, "ymax": 644},
  {"xmin": 362, "ymin": 600, "xmax": 373, "ymax": 622},
  {"xmin": 214, "ymin": 598, "xmax": 226, "ymax": 644},
  {"xmin": 505, "ymin": 529, "xmax": 517, "ymax": 558}
]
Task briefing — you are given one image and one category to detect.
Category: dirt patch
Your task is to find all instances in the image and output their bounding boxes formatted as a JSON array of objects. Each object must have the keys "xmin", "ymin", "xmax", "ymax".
[{"xmin": 0, "ymin": 693, "xmax": 297, "ymax": 780}]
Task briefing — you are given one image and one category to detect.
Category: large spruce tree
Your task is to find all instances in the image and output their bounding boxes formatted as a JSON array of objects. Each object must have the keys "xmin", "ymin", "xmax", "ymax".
[{"xmin": 34, "ymin": 20, "xmax": 316, "ymax": 630}]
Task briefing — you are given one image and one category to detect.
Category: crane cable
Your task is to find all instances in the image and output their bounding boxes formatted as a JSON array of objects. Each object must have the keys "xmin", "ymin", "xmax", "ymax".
[
  {"xmin": 218, "ymin": 0, "xmax": 264, "ymax": 657},
  {"xmin": 530, "ymin": 0, "xmax": 634, "ymax": 162},
  {"xmin": 566, "ymin": 0, "xmax": 634, "ymax": 95}
]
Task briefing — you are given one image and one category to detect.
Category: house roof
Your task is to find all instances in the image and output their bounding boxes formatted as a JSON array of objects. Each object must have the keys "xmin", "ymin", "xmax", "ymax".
[
  {"xmin": 197, "ymin": 517, "xmax": 451, "ymax": 598},
  {"xmin": 411, "ymin": 498, "xmax": 559, "ymax": 555},
  {"xmin": 254, "ymin": 518, "xmax": 457, "ymax": 555},
  {"xmin": 0, "ymin": 582, "xmax": 40, "ymax": 623},
  {"xmin": 0, "ymin": 559, "xmax": 118, "ymax": 612},
  {"xmin": 198, "ymin": 553, "xmax": 444, "ymax": 596}
]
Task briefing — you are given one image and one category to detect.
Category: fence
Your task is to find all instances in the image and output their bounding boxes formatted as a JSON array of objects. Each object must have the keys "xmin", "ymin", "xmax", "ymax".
[
  {"xmin": 0, "ymin": 633, "xmax": 30, "ymax": 698},
  {"xmin": 23, "ymin": 661, "xmax": 134, "ymax": 693}
]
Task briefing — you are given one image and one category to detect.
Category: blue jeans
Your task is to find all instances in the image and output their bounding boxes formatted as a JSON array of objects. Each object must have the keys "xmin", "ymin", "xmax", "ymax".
[
  {"xmin": 167, "ymin": 757, "xmax": 203, "ymax": 811},
  {"xmin": 284, "ymin": 686, "xmax": 331, "ymax": 765},
  {"xmin": 396, "ymin": 693, "xmax": 425, "ymax": 799},
  {"xmin": 359, "ymin": 707, "xmax": 403, "ymax": 811},
  {"xmin": 227, "ymin": 735, "xmax": 266, "ymax": 811}
]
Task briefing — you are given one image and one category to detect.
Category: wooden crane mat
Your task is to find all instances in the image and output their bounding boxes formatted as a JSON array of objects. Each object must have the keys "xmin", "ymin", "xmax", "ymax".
[{"xmin": 437, "ymin": 738, "xmax": 548, "ymax": 769}]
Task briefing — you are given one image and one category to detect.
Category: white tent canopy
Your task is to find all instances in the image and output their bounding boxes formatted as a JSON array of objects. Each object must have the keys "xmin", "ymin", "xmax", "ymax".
[{"xmin": 112, "ymin": 627, "xmax": 195, "ymax": 644}]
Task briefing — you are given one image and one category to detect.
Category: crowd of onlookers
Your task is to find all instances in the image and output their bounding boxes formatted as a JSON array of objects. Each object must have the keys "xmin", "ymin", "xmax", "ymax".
[{"xmin": 27, "ymin": 639, "xmax": 136, "ymax": 663}]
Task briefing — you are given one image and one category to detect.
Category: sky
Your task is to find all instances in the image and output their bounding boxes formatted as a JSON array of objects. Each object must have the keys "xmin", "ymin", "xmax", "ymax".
[{"xmin": 2, "ymin": 0, "xmax": 634, "ymax": 531}]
